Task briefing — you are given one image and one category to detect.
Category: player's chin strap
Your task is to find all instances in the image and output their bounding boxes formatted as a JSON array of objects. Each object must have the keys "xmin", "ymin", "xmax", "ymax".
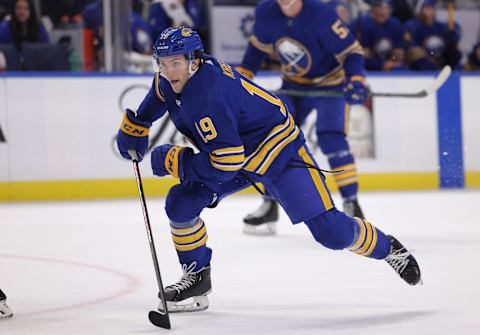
[{"xmin": 188, "ymin": 59, "xmax": 202, "ymax": 78}]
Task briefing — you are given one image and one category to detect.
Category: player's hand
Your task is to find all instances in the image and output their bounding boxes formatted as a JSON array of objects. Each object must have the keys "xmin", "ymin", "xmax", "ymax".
[
  {"xmin": 151, "ymin": 144, "xmax": 192, "ymax": 178},
  {"xmin": 116, "ymin": 109, "xmax": 151, "ymax": 162},
  {"xmin": 344, "ymin": 76, "xmax": 368, "ymax": 105}
]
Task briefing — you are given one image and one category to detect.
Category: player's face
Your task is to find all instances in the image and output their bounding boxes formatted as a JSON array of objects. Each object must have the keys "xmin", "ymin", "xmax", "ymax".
[
  {"xmin": 371, "ymin": 4, "xmax": 391, "ymax": 24},
  {"xmin": 15, "ymin": 0, "xmax": 30, "ymax": 24},
  {"xmin": 277, "ymin": 0, "xmax": 302, "ymax": 17},
  {"xmin": 157, "ymin": 55, "xmax": 196, "ymax": 93},
  {"xmin": 420, "ymin": 5, "xmax": 435, "ymax": 25}
]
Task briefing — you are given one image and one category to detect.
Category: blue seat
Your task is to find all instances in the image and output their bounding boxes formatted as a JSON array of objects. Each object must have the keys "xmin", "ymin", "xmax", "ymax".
[
  {"xmin": 0, "ymin": 44, "xmax": 22, "ymax": 71},
  {"xmin": 22, "ymin": 43, "xmax": 71, "ymax": 71}
]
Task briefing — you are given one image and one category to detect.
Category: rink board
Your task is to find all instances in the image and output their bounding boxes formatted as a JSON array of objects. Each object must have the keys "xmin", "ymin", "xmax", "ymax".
[{"xmin": 0, "ymin": 72, "xmax": 478, "ymax": 201}]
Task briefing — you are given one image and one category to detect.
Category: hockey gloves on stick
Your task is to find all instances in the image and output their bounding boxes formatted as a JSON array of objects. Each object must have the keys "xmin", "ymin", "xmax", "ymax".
[
  {"xmin": 344, "ymin": 76, "xmax": 368, "ymax": 105},
  {"xmin": 117, "ymin": 109, "xmax": 151, "ymax": 162},
  {"xmin": 151, "ymin": 144, "xmax": 193, "ymax": 178}
]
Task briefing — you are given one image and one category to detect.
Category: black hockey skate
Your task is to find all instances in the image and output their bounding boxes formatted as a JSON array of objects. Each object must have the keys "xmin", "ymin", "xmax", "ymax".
[
  {"xmin": 384, "ymin": 235, "xmax": 422, "ymax": 286},
  {"xmin": 0, "ymin": 289, "xmax": 13, "ymax": 318},
  {"xmin": 243, "ymin": 199, "xmax": 278, "ymax": 235},
  {"xmin": 343, "ymin": 199, "xmax": 364, "ymax": 219},
  {"xmin": 159, "ymin": 263, "xmax": 211, "ymax": 313}
]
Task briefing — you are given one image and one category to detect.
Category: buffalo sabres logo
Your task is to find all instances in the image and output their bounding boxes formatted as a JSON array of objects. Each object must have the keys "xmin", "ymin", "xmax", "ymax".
[
  {"xmin": 374, "ymin": 37, "xmax": 393, "ymax": 60},
  {"xmin": 424, "ymin": 35, "xmax": 445, "ymax": 57},
  {"xmin": 275, "ymin": 37, "xmax": 312, "ymax": 77},
  {"xmin": 181, "ymin": 27, "xmax": 193, "ymax": 37}
]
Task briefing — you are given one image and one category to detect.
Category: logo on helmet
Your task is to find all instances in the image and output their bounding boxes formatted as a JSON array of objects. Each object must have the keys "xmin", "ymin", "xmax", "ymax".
[{"xmin": 181, "ymin": 27, "xmax": 193, "ymax": 37}]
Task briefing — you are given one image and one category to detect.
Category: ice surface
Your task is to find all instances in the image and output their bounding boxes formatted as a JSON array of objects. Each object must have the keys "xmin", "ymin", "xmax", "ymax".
[{"xmin": 1, "ymin": 190, "xmax": 479, "ymax": 334}]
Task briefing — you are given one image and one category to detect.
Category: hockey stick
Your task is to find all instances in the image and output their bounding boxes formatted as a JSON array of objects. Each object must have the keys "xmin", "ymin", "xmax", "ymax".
[
  {"xmin": 128, "ymin": 150, "xmax": 171, "ymax": 329},
  {"xmin": 272, "ymin": 65, "xmax": 452, "ymax": 98}
]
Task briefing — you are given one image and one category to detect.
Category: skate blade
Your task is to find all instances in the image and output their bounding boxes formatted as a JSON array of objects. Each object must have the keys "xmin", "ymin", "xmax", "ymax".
[
  {"xmin": 160, "ymin": 295, "xmax": 209, "ymax": 313},
  {"xmin": 243, "ymin": 222, "xmax": 276, "ymax": 236},
  {"xmin": 0, "ymin": 309, "xmax": 13, "ymax": 319}
]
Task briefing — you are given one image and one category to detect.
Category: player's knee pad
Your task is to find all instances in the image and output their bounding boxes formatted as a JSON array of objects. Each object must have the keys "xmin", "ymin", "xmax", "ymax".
[
  {"xmin": 165, "ymin": 183, "xmax": 215, "ymax": 223},
  {"xmin": 304, "ymin": 208, "xmax": 355, "ymax": 250},
  {"xmin": 316, "ymin": 131, "xmax": 350, "ymax": 155}
]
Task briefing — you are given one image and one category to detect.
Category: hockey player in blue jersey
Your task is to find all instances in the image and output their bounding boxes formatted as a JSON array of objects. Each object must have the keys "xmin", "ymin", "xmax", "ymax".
[
  {"xmin": 404, "ymin": 0, "xmax": 461, "ymax": 70},
  {"xmin": 464, "ymin": 41, "xmax": 480, "ymax": 71},
  {"xmin": 351, "ymin": 0, "xmax": 407, "ymax": 71},
  {"xmin": 116, "ymin": 26, "xmax": 422, "ymax": 312},
  {"xmin": 236, "ymin": 0, "xmax": 367, "ymax": 235}
]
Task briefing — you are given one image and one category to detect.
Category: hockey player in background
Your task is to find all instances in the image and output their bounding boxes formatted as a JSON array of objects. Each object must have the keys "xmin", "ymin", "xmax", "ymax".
[
  {"xmin": 351, "ymin": 0, "xmax": 407, "ymax": 71},
  {"xmin": 404, "ymin": 0, "xmax": 462, "ymax": 70},
  {"xmin": 116, "ymin": 26, "xmax": 422, "ymax": 313},
  {"xmin": 0, "ymin": 289, "xmax": 13, "ymax": 318},
  {"xmin": 236, "ymin": 0, "xmax": 367, "ymax": 235},
  {"xmin": 464, "ymin": 41, "xmax": 480, "ymax": 71}
]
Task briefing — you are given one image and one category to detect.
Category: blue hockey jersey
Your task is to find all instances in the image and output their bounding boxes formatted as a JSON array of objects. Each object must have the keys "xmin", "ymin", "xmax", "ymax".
[
  {"xmin": 351, "ymin": 14, "xmax": 405, "ymax": 71},
  {"xmin": 404, "ymin": 18, "xmax": 461, "ymax": 69},
  {"xmin": 135, "ymin": 55, "xmax": 304, "ymax": 187},
  {"xmin": 241, "ymin": 0, "xmax": 364, "ymax": 88}
]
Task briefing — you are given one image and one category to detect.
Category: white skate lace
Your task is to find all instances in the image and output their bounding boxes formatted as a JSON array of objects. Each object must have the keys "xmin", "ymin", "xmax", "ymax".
[
  {"xmin": 385, "ymin": 248, "xmax": 411, "ymax": 275},
  {"xmin": 167, "ymin": 262, "xmax": 198, "ymax": 293}
]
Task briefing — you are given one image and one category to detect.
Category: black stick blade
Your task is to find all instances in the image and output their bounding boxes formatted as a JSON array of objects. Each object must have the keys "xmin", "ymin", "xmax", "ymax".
[{"xmin": 148, "ymin": 311, "xmax": 171, "ymax": 329}]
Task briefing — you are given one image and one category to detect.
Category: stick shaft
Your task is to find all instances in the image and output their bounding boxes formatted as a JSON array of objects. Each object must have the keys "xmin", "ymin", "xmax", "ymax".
[
  {"xmin": 131, "ymin": 159, "xmax": 169, "ymax": 317},
  {"xmin": 272, "ymin": 66, "xmax": 451, "ymax": 98}
]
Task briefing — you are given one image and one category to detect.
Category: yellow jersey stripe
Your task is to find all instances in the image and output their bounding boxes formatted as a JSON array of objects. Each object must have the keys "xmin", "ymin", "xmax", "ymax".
[
  {"xmin": 174, "ymin": 234, "xmax": 208, "ymax": 251},
  {"xmin": 243, "ymin": 114, "xmax": 294, "ymax": 171},
  {"xmin": 256, "ymin": 126, "xmax": 300, "ymax": 175},
  {"xmin": 210, "ymin": 160, "xmax": 244, "ymax": 171},
  {"xmin": 170, "ymin": 220, "xmax": 204, "ymax": 236},
  {"xmin": 335, "ymin": 163, "xmax": 356, "ymax": 172},
  {"xmin": 172, "ymin": 226, "xmax": 207, "ymax": 244},
  {"xmin": 336, "ymin": 177, "xmax": 359, "ymax": 187},
  {"xmin": 361, "ymin": 223, "xmax": 378, "ymax": 256},
  {"xmin": 298, "ymin": 146, "xmax": 334, "ymax": 211},
  {"xmin": 349, "ymin": 218, "xmax": 366, "ymax": 251},
  {"xmin": 249, "ymin": 35, "xmax": 274, "ymax": 54},
  {"xmin": 284, "ymin": 66, "xmax": 345, "ymax": 87},
  {"xmin": 344, "ymin": 104, "xmax": 350, "ymax": 134},
  {"xmin": 333, "ymin": 170, "xmax": 358, "ymax": 181},
  {"xmin": 209, "ymin": 153, "xmax": 245, "ymax": 164},
  {"xmin": 354, "ymin": 220, "xmax": 373, "ymax": 254},
  {"xmin": 335, "ymin": 41, "xmax": 364, "ymax": 62},
  {"xmin": 212, "ymin": 146, "xmax": 245, "ymax": 155}
]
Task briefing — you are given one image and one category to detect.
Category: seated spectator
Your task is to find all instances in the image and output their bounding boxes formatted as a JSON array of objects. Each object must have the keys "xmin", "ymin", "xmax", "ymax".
[
  {"xmin": 40, "ymin": 0, "xmax": 91, "ymax": 27},
  {"xmin": 82, "ymin": 0, "xmax": 152, "ymax": 71},
  {"xmin": 464, "ymin": 42, "xmax": 480, "ymax": 71},
  {"xmin": 0, "ymin": 2, "xmax": 10, "ymax": 22},
  {"xmin": 351, "ymin": 0, "xmax": 406, "ymax": 71},
  {"xmin": 148, "ymin": 0, "xmax": 205, "ymax": 41},
  {"xmin": 323, "ymin": 0, "xmax": 351, "ymax": 24},
  {"xmin": 404, "ymin": 0, "xmax": 461, "ymax": 70},
  {"xmin": 0, "ymin": 0, "xmax": 49, "ymax": 51},
  {"xmin": 390, "ymin": 0, "xmax": 415, "ymax": 23}
]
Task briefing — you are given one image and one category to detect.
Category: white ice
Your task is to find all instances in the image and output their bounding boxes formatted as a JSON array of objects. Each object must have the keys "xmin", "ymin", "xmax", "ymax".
[{"xmin": 1, "ymin": 190, "xmax": 479, "ymax": 335}]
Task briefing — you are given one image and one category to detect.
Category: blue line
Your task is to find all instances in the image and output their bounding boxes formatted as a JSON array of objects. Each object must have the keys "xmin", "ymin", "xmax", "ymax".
[{"xmin": 436, "ymin": 72, "xmax": 464, "ymax": 189}]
